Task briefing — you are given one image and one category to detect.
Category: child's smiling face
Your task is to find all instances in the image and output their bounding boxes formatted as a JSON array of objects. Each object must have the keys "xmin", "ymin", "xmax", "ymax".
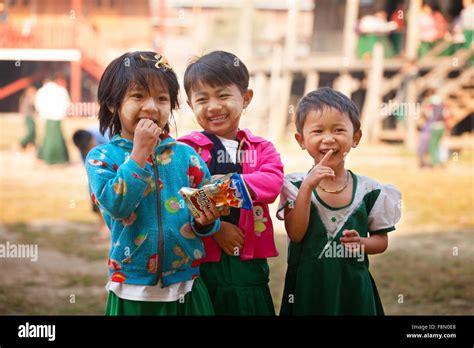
[
  {"xmin": 187, "ymin": 82, "xmax": 253, "ymax": 139},
  {"xmin": 116, "ymin": 78, "xmax": 171, "ymax": 141},
  {"xmin": 295, "ymin": 107, "xmax": 362, "ymax": 167}
]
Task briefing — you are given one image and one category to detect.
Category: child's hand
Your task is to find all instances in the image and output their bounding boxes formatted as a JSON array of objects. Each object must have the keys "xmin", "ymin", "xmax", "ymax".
[
  {"xmin": 134, "ymin": 118, "xmax": 162, "ymax": 153},
  {"xmin": 213, "ymin": 221, "xmax": 244, "ymax": 256},
  {"xmin": 131, "ymin": 119, "xmax": 161, "ymax": 167},
  {"xmin": 340, "ymin": 229, "xmax": 362, "ymax": 252},
  {"xmin": 194, "ymin": 201, "xmax": 220, "ymax": 227},
  {"xmin": 302, "ymin": 150, "xmax": 335, "ymax": 190}
]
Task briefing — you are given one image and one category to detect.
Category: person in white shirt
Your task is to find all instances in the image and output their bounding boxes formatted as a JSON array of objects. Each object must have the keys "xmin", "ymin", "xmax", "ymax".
[{"xmin": 35, "ymin": 77, "xmax": 70, "ymax": 164}]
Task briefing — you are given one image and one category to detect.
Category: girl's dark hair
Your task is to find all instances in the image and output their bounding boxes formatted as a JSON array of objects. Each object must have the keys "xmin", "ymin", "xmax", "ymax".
[
  {"xmin": 72, "ymin": 129, "xmax": 93, "ymax": 161},
  {"xmin": 295, "ymin": 87, "xmax": 361, "ymax": 134},
  {"xmin": 183, "ymin": 50, "xmax": 249, "ymax": 98},
  {"xmin": 97, "ymin": 51, "xmax": 180, "ymax": 137}
]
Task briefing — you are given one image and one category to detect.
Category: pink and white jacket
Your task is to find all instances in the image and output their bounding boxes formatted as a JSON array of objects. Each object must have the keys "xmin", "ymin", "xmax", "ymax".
[{"xmin": 178, "ymin": 129, "xmax": 284, "ymax": 262}]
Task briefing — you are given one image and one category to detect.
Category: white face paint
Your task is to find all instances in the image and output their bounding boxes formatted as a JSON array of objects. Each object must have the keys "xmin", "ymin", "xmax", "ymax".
[
  {"xmin": 188, "ymin": 83, "xmax": 252, "ymax": 140},
  {"xmin": 296, "ymin": 108, "xmax": 361, "ymax": 168},
  {"xmin": 118, "ymin": 79, "xmax": 171, "ymax": 141}
]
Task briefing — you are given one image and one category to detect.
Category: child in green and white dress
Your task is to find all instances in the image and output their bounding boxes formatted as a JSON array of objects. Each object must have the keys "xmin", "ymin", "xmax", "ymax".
[{"xmin": 277, "ymin": 87, "xmax": 401, "ymax": 315}]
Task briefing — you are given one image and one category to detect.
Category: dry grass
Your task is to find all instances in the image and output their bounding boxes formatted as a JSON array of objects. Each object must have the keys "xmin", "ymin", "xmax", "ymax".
[{"xmin": 0, "ymin": 114, "xmax": 473, "ymax": 314}]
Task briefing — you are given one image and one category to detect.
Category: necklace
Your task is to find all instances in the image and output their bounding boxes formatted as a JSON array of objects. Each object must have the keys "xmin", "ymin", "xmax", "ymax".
[{"xmin": 318, "ymin": 171, "xmax": 350, "ymax": 194}]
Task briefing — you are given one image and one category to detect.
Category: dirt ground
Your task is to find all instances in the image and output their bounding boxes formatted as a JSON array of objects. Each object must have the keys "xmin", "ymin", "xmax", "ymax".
[{"xmin": 0, "ymin": 115, "xmax": 473, "ymax": 315}]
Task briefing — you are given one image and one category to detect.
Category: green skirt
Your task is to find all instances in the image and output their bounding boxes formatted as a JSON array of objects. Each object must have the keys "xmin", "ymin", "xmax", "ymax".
[
  {"xmin": 429, "ymin": 124, "xmax": 445, "ymax": 166},
  {"xmin": 390, "ymin": 32, "xmax": 404, "ymax": 56},
  {"xmin": 200, "ymin": 253, "xmax": 275, "ymax": 315},
  {"xmin": 357, "ymin": 34, "xmax": 395, "ymax": 59},
  {"xmin": 20, "ymin": 116, "xmax": 36, "ymax": 148},
  {"xmin": 418, "ymin": 41, "xmax": 434, "ymax": 57},
  {"xmin": 439, "ymin": 42, "xmax": 464, "ymax": 56},
  {"xmin": 464, "ymin": 30, "xmax": 473, "ymax": 50},
  {"xmin": 105, "ymin": 277, "xmax": 214, "ymax": 315},
  {"xmin": 38, "ymin": 119, "xmax": 69, "ymax": 164},
  {"xmin": 280, "ymin": 257, "xmax": 385, "ymax": 316}
]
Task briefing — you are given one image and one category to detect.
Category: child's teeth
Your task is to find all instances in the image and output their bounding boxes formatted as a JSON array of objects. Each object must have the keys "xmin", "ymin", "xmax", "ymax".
[{"xmin": 210, "ymin": 115, "xmax": 226, "ymax": 121}]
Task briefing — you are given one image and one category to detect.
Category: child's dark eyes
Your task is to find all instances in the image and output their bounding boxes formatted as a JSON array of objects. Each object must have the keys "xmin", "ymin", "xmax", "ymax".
[
  {"xmin": 219, "ymin": 94, "xmax": 229, "ymax": 99},
  {"xmin": 132, "ymin": 93, "xmax": 144, "ymax": 99},
  {"xmin": 312, "ymin": 130, "xmax": 323, "ymax": 134},
  {"xmin": 335, "ymin": 128, "xmax": 345, "ymax": 133},
  {"xmin": 196, "ymin": 98, "xmax": 207, "ymax": 103},
  {"xmin": 157, "ymin": 95, "xmax": 170, "ymax": 102}
]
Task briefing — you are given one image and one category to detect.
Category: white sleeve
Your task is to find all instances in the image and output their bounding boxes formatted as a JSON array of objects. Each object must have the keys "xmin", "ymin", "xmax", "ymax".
[
  {"xmin": 276, "ymin": 175, "xmax": 301, "ymax": 221},
  {"xmin": 368, "ymin": 184, "xmax": 402, "ymax": 234}
]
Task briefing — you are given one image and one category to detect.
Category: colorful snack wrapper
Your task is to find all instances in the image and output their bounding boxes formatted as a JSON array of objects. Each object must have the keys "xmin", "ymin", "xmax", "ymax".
[{"xmin": 179, "ymin": 173, "xmax": 253, "ymax": 218}]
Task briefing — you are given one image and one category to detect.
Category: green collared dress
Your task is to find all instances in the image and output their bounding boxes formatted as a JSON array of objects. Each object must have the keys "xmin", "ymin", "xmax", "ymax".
[{"xmin": 277, "ymin": 171, "xmax": 401, "ymax": 315}]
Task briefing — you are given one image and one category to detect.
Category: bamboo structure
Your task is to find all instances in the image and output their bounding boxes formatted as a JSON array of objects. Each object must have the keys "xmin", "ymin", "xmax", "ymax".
[
  {"xmin": 360, "ymin": 43, "xmax": 384, "ymax": 145},
  {"xmin": 1, "ymin": 0, "xmax": 471, "ymax": 143}
]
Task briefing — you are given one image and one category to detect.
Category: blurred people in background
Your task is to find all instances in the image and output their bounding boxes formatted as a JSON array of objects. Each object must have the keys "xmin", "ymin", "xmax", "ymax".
[
  {"xmin": 390, "ymin": 2, "xmax": 406, "ymax": 56},
  {"xmin": 19, "ymin": 86, "xmax": 37, "ymax": 151},
  {"xmin": 461, "ymin": 0, "xmax": 474, "ymax": 49},
  {"xmin": 450, "ymin": 15, "xmax": 468, "ymax": 53},
  {"xmin": 73, "ymin": 126, "xmax": 109, "ymax": 162},
  {"xmin": 356, "ymin": 10, "xmax": 397, "ymax": 59},
  {"xmin": 394, "ymin": 58, "xmax": 419, "ymax": 125},
  {"xmin": 432, "ymin": 3, "xmax": 448, "ymax": 43},
  {"xmin": 418, "ymin": 3, "xmax": 437, "ymax": 57},
  {"xmin": 73, "ymin": 126, "xmax": 110, "ymax": 242},
  {"xmin": 418, "ymin": 89, "xmax": 448, "ymax": 168},
  {"xmin": 34, "ymin": 76, "xmax": 70, "ymax": 165}
]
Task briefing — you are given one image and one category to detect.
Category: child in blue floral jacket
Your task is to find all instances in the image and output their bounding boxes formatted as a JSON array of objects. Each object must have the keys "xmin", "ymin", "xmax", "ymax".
[{"xmin": 86, "ymin": 51, "xmax": 221, "ymax": 315}]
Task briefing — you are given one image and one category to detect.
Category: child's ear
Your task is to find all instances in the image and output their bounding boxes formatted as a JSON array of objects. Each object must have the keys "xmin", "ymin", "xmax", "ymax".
[
  {"xmin": 243, "ymin": 89, "xmax": 253, "ymax": 109},
  {"xmin": 295, "ymin": 132, "xmax": 305, "ymax": 150},
  {"xmin": 352, "ymin": 129, "xmax": 362, "ymax": 148},
  {"xmin": 186, "ymin": 99, "xmax": 193, "ymax": 110}
]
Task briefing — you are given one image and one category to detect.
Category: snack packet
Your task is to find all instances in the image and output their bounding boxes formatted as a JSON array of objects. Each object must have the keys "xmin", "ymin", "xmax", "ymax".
[{"xmin": 179, "ymin": 173, "xmax": 253, "ymax": 218}]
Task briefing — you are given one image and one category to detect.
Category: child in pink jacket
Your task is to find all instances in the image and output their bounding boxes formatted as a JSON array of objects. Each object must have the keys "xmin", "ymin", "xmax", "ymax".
[{"xmin": 179, "ymin": 51, "xmax": 284, "ymax": 315}]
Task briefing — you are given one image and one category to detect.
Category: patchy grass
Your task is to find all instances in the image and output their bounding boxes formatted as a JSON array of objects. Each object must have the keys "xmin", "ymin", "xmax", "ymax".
[
  {"xmin": 370, "ymin": 229, "xmax": 474, "ymax": 315},
  {"xmin": 5, "ymin": 223, "xmax": 108, "ymax": 262},
  {"xmin": 1, "ymin": 115, "xmax": 473, "ymax": 315},
  {"xmin": 351, "ymin": 164, "xmax": 474, "ymax": 230},
  {"xmin": 268, "ymin": 233, "xmax": 288, "ymax": 313},
  {"xmin": 0, "ymin": 283, "xmax": 106, "ymax": 315},
  {"xmin": 0, "ymin": 223, "xmax": 108, "ymax": 315},
  {"xmin": 269, "ymin": 229, "xmax": 474, "ymax": 315}
]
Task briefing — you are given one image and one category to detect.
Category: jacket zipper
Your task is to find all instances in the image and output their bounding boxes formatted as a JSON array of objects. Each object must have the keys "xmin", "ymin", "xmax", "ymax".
[{"xmin": 152, "ymin": 156, "xmax": 164, "ymax": 286}]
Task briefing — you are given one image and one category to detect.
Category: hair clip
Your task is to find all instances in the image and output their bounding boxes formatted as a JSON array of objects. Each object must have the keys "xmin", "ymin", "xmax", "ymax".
[{"xmin": 139, "ymin": 54, "xmax": 173, "ymax": 71}]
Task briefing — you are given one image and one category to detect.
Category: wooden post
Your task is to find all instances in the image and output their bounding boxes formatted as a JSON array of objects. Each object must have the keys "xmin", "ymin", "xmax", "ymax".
[
  {"xmin": 405, "ymin": 79, "xmax": 418, "ymax": 151},
  {"xmin": 285, "ymin": 0, "xmax": 299, "ymax": 64},
  {"xmin": 334, "ymin": 72, "xmax": 358, "ymax": 98},
  {"xmin": 269, "ymin": 70, "xmax": 295, "ymax": 142},
  {"xmin": 342, "ymin": 0, "xmax": 359, "ymax": 64},
  {"xmin": 159, "ymin": 0, "xmax": 167, "ymax": 52},
  {"xmin": 267, "ymin": 45, "xmax": 285, "ymax": 142},
  {"xmin": 70, "ymin": 60, "xmax": 81, "ymax": 104},
  {"xmin": 246, "ymin": 72, "xmax": 268, "ymax": 134},
  {"xmin": 70, "ymin": 0, "xmax": 82, "ymax": 104},
  {"xmin": 405, "ymin": 0, "xmax": 421, "ymax": 60},
  {"xmin": 238, "ymin": 0, "xmax": 254, "ymax": 61},
  {"xmin": 192, "ymin": 4, "xmax": 205, "ymax": 54},
  {"xmin": 304, "ymin": 71, "xmax": 319, "ymax": 95},
  {"xmin": 361, "ymin": 43, "xmax": 384, "ymax": 144}
]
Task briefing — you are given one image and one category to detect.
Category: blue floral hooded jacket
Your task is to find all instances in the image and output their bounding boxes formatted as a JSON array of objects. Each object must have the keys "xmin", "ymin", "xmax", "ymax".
[{"xmin": 85, "ymin": 134, "xmax": 220, "ymax": 287}]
